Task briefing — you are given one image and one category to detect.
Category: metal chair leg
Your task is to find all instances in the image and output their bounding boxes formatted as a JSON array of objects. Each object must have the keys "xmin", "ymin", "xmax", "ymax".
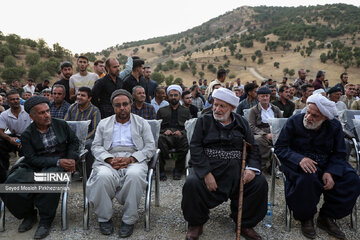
[
  {"xmin": 81, "ymin": 155, "xmax": 89, "ymax": 230},
  {"xmin": 155, "ymin": 157, "xmax": 160, "ymax": 207},
  {"xmin": 350, "ymin": 202, "xmax": 357, "ymax": 231},
  {"xmin": 0, "ymin": 200, "xmax": 5, "ymax": 232},
  {"xmin": 145, "ymin": 169, "xmax": 153, "ymax": 231},
  {"xmin": 285, "ymin": 204, "xmax": 291, "ymax": 232},
  {"xmin": 61, "ymin": 181, "xmax": 69, "ymax": 231},
  {"xmin": 270, "ymin": 148, "xmax": 276, "ymax": 206}
]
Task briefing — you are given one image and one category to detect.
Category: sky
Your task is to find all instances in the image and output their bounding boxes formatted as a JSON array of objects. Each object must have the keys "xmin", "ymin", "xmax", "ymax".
[{"xmin": 0, "ymin": 0, "xmax": 358, "ymax": 54}]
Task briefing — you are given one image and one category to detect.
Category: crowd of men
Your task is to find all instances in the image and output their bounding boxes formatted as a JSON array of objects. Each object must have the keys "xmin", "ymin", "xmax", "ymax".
[{"xmin": 0, "ymin": 57, "xmax": 359, "ymax": 240}]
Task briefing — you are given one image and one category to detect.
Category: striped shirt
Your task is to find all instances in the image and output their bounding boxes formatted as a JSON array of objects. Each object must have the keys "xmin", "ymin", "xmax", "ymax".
[{"xmin": 64, "ymin": 102, "xmax": 101, "ymax": 140}]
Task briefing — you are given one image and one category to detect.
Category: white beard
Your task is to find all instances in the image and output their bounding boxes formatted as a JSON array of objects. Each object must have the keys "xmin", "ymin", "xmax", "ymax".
[
  {"xmin": 303, "ymin": 115, "xmax": 324, "ymax": 130},
  {"xmin": 213, "ymin": 110, "xmax": 231, "ymax": 123}
]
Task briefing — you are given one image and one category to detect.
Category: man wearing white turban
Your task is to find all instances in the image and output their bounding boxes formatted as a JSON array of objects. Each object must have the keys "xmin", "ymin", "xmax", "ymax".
[
  {"xmin": 275, "ymin": 94, "xmax": 360, "ymax": 240},
  {"xmin": 182, "ymin": 87, "xmax": 268, "ymax": 240}
]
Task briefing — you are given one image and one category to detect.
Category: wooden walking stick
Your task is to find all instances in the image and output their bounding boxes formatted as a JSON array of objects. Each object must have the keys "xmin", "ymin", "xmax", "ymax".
[{"xmin": 236, "ymin": 140, "xmax": 253, "ymax": 240}]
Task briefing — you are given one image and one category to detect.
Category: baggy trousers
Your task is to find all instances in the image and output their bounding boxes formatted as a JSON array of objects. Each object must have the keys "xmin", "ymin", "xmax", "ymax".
[
  {"xmin": 283, "ymin": 165, "xmax": 360, "ymax": 221},
  {"xmin": 182, "ymin": 166, "xmax": 268, "ymax": 228},
  {"xmin": 158, "ymin": 134, "xmax": 188, "ymax": 173},
  {"xmin": 254, "ymin": 135, "xmax": 272, "ymax": 171},
  {"xmin": 87, "ymin": 161, "xmax": 148, "ymax": 224}
]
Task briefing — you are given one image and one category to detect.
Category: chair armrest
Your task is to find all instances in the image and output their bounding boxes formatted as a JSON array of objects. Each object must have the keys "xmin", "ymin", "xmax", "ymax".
[
  {"xmin": 14, "ymin": 156, "xmax": 25, "ymax": 166},
  {"xmin": 79, "ymin": 149, "xmax": 88, "ymax": 159},
  {"xmin": 149, "ymin": 149, "xmax": 160, "ymax": 170}
]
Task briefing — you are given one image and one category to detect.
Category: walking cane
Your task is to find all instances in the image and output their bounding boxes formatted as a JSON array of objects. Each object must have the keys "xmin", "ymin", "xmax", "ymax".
[{"xmin": 236, "ymin": 140, "xmax": 253, "ymax": 240}]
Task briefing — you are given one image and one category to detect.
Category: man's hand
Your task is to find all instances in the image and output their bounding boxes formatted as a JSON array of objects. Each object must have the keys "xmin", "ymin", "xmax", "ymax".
[
  {"xmin": 322, "ymin": 172, "xmax": 335, "ymax": 190},
  {"xmin": 59, "ymin": 159, "xmax": 76, "ymax": 173},
  {"xmin": 243, "ymin": 169, "xmax": 255, "ymax": 184},
  {"xmin": 299, "ymin": 157, "xmax": 318, "ymax": 173},
  {"xmin": 204, "ymin": 172, "xmax": 217, "ymax": 191},
  {"xmin": 173, "ymin": 130, "xmax": 182, "ymax": 136},
  {"xmin": 117, "ymin": 157, "xmax": 135, "ymax": 169},
  {"xmin": 164, "ymin": 130, "xmax": 173, "ymax": 136},
  {"xmin": 9, "ymin": 137, "xmax": 21, "ymax": 148},
  {"xmin": 128, "ymin": 51, "xmax": 134, "ymax": 58},
  {"xmin": 265, "ymin": 133, "xmax": 272, "ymax": 141}
]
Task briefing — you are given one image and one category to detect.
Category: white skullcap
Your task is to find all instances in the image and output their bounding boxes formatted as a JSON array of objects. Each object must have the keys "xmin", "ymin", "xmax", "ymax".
[
  {"xmin": 306, "ymin": 94, "xmax": 337, "ymax": 120},
  {"xmin": 313, "ymin": 89, "xmax": 325, "ymax": 95},
  {"xmin": 167, "ymin": 85, "xmax": 182, "ymax": 95},
  {"xmin": 212, "ymin": 87, "xmax": 239, "ymax": 108}
]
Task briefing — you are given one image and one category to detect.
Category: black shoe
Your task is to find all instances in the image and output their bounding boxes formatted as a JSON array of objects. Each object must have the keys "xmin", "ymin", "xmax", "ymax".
[
  {"xmin": 317, "ymin": 215, "xmax": 345, "ymax": 240},
  {"xmin": 34, "ymin": 224, "xmax": 50, "ymax": 239},
  {"xmin": 301, "ymin": 219, "xmax": 316, "ymax": 239},
  {"xmin": 173, "ymin": 169, "xmax": 182, "ymax": 180},
  {"xmin": 18, "ymin": 212, "xmax": 37, "ymax": 233},
  {"xmin": 99, "ymin": 219, "xmax": 114, "ymax": 235},
  {"xmin": 119, "ymin": 221, "xmax": 134, "ymax": 238},
  {"xmin": 160, "ymin": 172, "xmax": 167, "ymax": 181}
]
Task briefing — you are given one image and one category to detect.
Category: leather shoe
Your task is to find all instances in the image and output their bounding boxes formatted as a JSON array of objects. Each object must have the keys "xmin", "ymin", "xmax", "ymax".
[
  {"xmin": 119, "ymin": 221, "xmax": 134, "ymax": 238},
  {"xmin": 34, "ymin": 224, "xmax": 50, "ymax": 239},
  {"xmin": 160, "ymin": 172, "xmax": 167, "ymax": 181},
  {"xmin": 18, "ymin": 212, "xmax": 37, "ymax": 232},
  {"xmin": 185, "ymin": 225, "xmax": 203, "ymax": 240},
  {"xmin": 240, "ymin": 227, "xmax": 262, "ymax": 240},
  {"xmin": 99, "ymin": 219, "xmax": 114, "ymax": 235},
  {"xmin": 173, "ymin": 169, "xmax": 182, "ymax": 180},
  {"xmin": 301, "ymin": 219, "xmax": 316, "ymax": 239},
  {"xmin": 317, "ymin": 215, "xmax": 345, "ymax": 240}
]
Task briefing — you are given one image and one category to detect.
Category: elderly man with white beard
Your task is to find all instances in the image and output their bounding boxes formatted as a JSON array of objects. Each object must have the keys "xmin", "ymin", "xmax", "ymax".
[
  {"xmin": 182, "ymin": 88, "xmax": 268, "ymax": 240},
  {"xmin": 275, "ymin": 94, "xmax": 360, "ymax": 240}
]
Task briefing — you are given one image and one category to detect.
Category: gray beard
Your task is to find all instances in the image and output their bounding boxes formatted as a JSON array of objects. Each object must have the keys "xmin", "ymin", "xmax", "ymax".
[
  {"xmin": 303, "ymin": 116, "xmax": 324, "ymax": 130},
  {"xmin": 213, "ymin": 110, "xmax": 231, "ymax": 123}
]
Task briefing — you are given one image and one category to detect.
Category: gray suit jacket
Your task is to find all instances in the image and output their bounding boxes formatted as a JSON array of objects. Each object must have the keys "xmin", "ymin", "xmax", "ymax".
[
  {"xmin": 91, "ymin": 113, "xmax": 155, "ymax": 163},
  {"xmin": 248, "ymin": 102, "xmax": 282, "ymax": 135}
]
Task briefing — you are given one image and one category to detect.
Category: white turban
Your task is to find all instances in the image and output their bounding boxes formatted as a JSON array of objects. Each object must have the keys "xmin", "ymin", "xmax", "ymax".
[
  {"xmin": 212, "ymin": 87, "xmax": 239, "ymax": 108},
  {"xmin": 167, "ymin": 85, "xmax": 182, "ymax": 95},
  {"xmin": 313, "ymin": 89, "xmax": 325, "ymax": 95},
  {"xmin": 306, "ymin": 94, "xmax": 337, "ymax": 120}
]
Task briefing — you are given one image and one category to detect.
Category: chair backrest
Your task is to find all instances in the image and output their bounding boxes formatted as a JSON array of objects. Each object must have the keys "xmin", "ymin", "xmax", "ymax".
[
  {"xmin": 268, "ymin": 118, "xmax": 288, "ymax": 145},
  {"xmin": 341, "ymin": 110, "xmax": 360, "ymax": 132},
  {"xmin": 352, "ymin": 119, "xmax": 360, "ymax": 140},
  {"xmin": 146, "ymin": 119, "xmax": 162, "ymax": 148},
  {"xmin": 185, "ymin": 118, "xmax": 198, "ymax": 143},
  {"xmin": 243, "ymin": 108, "xmax": 250, "ymax": 120},
  {"xmin": 292, "ymin": 109, "xmax": 303, "ymax": 116},
  {"xmin": 66, "ymin": 120, "xmax": 91, "ymax": 151}
]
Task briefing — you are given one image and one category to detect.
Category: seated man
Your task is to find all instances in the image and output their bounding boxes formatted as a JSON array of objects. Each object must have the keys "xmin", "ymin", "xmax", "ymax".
[
  {"xmin": 248, "ymin": 86, "xmax": 282, "ymax": 172},
  {"xmin": 182, "ymin": 88, "xmax": 268, "ymax": 240},
  {"xmin": 150, "ymin": 86, "xmax": 169, "ymax": 113},
  {"xmin": 1, "ymin": 96, "xmax": 79, "ymax": 239},
  {"xmin": 131, "ymin": 86, "xmax": 156, "ymax": 120},
  {"xmin": 49, "ymin": 84, "xmax": 70, "ymax": 119},
  {"xmin": 157, "ymin": 85, "xmax": 191, "ymax": 180},
  {"xmin": 182, "ymin": 90, "xmax": 198, "ymax": 118},
  {"xmin": 0, "ymin": 90, "xmax": 31, "ymax": 183},
  {"xmin": 64, "ymin": 87, "xmax": 101, "ymax": 178},
  {"xmin": 271, "ymin": 85, "xmax": 295, "ymax": 118},
  {"xmin": 86, "ymin": 89, "xmax": 155, "ymax": 238},
  {"xmin": 236, "ymin": 83, "xmax": 258, "ymax": 116},
  {"xmin": 275, "ymin": 94, "xmax": 360, "ymax": 240}
]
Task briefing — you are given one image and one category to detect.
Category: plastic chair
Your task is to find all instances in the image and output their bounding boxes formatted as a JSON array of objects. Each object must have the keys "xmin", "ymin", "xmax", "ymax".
[
  {"xmin": 292, "ymin": 109, "xmax": 303, "ymax": 116},
  {"xmin": 0, "ymin": 120, "xmax": 91, "ymax": 232},
  {"xmin": 243, "ymin": 109, "xmax": 250, "ymax": 121},
  {"xmin": 184, "ymin": 118, "xmax": 198, "ymax": 175}
]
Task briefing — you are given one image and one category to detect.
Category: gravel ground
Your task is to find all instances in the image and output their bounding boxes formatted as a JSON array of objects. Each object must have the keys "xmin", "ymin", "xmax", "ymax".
[{"xmin": 1, "ymin": 161, "xmax": 359, "ymax": 240}]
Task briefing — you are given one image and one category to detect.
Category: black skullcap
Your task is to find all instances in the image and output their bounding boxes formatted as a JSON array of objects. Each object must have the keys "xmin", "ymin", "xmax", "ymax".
[
  {"xmin": 24, "ymin": 96, "xmax": 50, "ymax": 114},
  {"xmin": 110, "ymin": 89, "xmax": 133, "ymax": 103},
  {"xmin": 316, "ymin": 70, "xmax": 326, "ymax": 78},
  {"xmin": 60, "ymin": 61, "xmax": 72, "ymax": 69},
  {"xmin": 256, "ymin": 86, "xmax": 271, "ymax": 95},
  {"xmin": 327, "ymin": 86, "xmax": 342, "ymax": 95}
]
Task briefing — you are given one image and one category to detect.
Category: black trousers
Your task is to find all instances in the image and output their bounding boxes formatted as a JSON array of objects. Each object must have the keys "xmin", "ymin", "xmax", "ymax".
[
  {"xmin": 182, "ymin": 170, "xmax": 268, "ymax": 228},
  {"xmin": 158, "ymin": 134, "xmax": 188, "ymax": 173},
  {"xmin": 0, "ymin": 137, "xmax": 23, "ymax": 183},
  {"xmin": 283, "ymin": 164, "xmax": 360, "ymax": 221},
  {"xmin": 1, "ymin": 166, "xmax": 61, "ymax": 225}
]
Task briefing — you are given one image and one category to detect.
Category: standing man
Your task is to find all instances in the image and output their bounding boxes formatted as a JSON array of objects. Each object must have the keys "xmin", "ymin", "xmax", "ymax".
[
  {"xmin": 333, "ymin": 73, "xmax": 348, "ymax": 95},
  {"xmin": 204, "ymin": 69, "xmax": 226, "ymax": 99},
  {"xmin": 53, "ymin": 61, "xmax": 74, "ymax": 104},
  {"xmin": 131, "ymin": 86, "xmax": 156, "ymax": 120},
  {"xmin": 35, "ymin": 79, "xmax": 50, "ymax": 93},
  {"xmin": 182, "ymin": 88, "xmax": 267, "ymax": 240},
  {"xmin": 2, "ymin": 96, "xmax": 79, "ymax": 239},
  {"xmin": 150, "ymin": 86, "xmax": 169, "ymax": 113},
  {"xmin": 294, "ymin": 84, "xmax": 314, "ymax": 110},
  {"xmin": 65, "ymin": 87, "xmax": 101, "ymax": 177},
  {"xmin": 190, "ymin": 85, "xmax": 204, "ymax": 111},
  {"xmin": 0, "ymin": 90, "xmax": 31, "ymax": 183},
  {"xmin": 323, "ymin": 79, "xmax": 331, "ymax": 93},
  {"xmin": 123, "ymin": 59, "xmax": 149, "ymax": 102},
  {"xmin": 49, "ymin": 85, "xmax": 70, "ymax": 119},
  {"xmin": 157, "ymin": 85, "xmax": 191, "ymax": 181},
  {"xmin": 86, "ymin": 89, "xmax": 155, "ymax": 238},
  {"xmin": 312, "ymin": 70, "xmax": 325, "ymax": 90},
  {"xmin": 327, "ymin": 86, "xmax": 347, "ymax": 113},
  {"xmin": 234, "ymin": 77, "xmax": 244, "ymax": 89},
  {"xmin": 92, "ymin": 58, "xmax": 122, "ymax": 118},
  {"xmin": 275, "ymin": 94, "xmax": 360, "ymax": 240},
  {"xmin": 94, "ymin": 60, "xmax": 106, "ymax": 79},
  {"xmin": 272, "ymin": 85, "xmax": 295, "ymax": 118},
  {"xmin": 339, "ymin": 83, "xmax": 356, "ymax": 109},
  {"xmin": 23, "ymin": 79, "xmax": 35, "ymax": 95},
  {"xmin": 236, "ymin": 83, "xmax": 259, "ymax": 116},
  {"xmin": 182, "ymin": 90, "xmax": 198, "ymax": 118},
  {"xmin": 294, "ymin": 69, "xmax": 307, "ymax": 88},
  {"xmin": 248, "ymin": 86, "xmax": 282, "ymax": 171},
  {"xmin": 69, "ymin": 56, "xmax": 99, "ymax": 101},
  {"xmin": 143, "ymin": 66, "xmax": 158, "ymax": 102},
  {"xmin": 11, "ymin": 80, "xmax": 24, "ymax": 96}
]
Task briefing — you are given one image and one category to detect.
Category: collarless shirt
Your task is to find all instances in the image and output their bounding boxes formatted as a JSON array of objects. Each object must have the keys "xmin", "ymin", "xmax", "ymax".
[
  {"xmin": 151, "ymin": 98, "xmax": 169, "ymax": 113},
  {"xmin": 260, "ymin": 104, "xmax": 274, "ymax": 124},
  {"xmin": 0, "ymin": 106, "xmax": 31, "ymax": 136},
  {"xmin": 112, "ymin": 120, "xmax": 134, "ymax": 147}
]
